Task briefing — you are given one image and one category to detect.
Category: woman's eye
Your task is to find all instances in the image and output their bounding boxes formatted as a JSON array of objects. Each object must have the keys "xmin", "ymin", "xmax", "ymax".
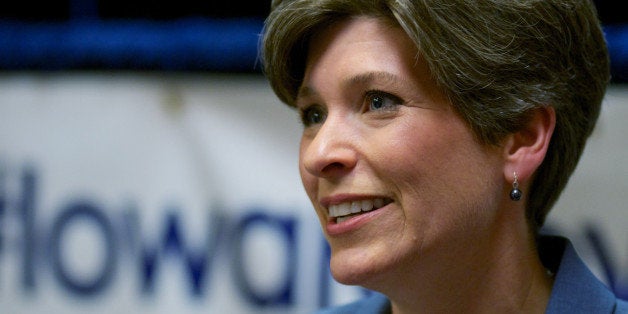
[
  {"xmin": 300, "ymin": 105, "xmax": 326, "ymax": 126},
  {"xmin": 366, "ymin": 91, "xmax": 402, "ymax": 111}
]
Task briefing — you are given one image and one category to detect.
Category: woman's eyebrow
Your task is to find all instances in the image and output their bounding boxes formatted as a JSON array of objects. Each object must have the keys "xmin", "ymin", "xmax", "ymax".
[
  {"xmin": 296, "ymin": 85, "xmax": 319, "ymax": 101},
  {"xmin": 296, "ymin": 71, "xmax": 405, "ymax": 103},
  {"xmin": 343, "ymin": 71, "xmax": 401, "ymax": 88}
]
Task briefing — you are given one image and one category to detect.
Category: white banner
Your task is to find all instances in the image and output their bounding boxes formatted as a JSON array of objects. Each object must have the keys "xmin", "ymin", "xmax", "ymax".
[{"xmin": 0, "ymin": 73, "xmax": 626, "ymax": 313}]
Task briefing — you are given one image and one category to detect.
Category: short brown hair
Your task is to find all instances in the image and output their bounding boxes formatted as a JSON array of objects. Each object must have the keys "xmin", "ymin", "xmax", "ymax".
[{"xmin": 261, "ymin": 0, "xmax": 610, "ymax": 233}]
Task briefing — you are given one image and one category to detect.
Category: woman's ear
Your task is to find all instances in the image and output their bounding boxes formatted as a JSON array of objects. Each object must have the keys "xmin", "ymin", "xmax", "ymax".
[{"xmin": 503, "ymin": 106, "xmax": 556, "ymax": 184}]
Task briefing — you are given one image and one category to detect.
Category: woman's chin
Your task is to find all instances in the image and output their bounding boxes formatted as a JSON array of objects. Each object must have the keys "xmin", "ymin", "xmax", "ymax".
[{"xmin": 329, "ymin": 252, "xmax": 388, "ymax": 286}]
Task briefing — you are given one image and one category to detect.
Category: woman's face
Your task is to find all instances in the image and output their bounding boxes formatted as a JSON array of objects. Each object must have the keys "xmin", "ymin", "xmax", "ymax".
[{"xmin": 297, "ymin": 17, "xmax": 505, "ymax": 287}]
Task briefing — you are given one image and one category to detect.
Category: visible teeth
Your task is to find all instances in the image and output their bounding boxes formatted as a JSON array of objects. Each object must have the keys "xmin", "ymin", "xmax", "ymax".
[
  {"xmin": 328, "ymin": 198, "xmax": 390, "ymax": 218},
  {"xmin": 350, "ymin": 201, "xmax": 361, "ymax": 213},
  {"xmin": 330, "ymin": 202, "xmax": 350, "ymax": 218},
  {"xmin": 374, "ymin": 198, "xmax": 384, "ymax": 208}
]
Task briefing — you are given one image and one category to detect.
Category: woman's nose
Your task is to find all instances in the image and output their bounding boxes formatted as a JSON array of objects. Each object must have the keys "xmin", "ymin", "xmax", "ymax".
[{"xmin": 300, "ymin": 117, "xmax": 358, "ymax": 178}]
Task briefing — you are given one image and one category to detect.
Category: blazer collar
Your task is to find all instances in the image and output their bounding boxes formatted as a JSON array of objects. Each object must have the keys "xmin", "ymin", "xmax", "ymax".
[{"xmin": 540, "ymin": 236, "xmax": 617, "ymax": 313}]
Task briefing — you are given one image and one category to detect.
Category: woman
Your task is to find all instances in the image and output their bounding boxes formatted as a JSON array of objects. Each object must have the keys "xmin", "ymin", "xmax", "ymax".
[{"xmin": 261, "ymin": 0, "xmax": 627, "ymax": 313}]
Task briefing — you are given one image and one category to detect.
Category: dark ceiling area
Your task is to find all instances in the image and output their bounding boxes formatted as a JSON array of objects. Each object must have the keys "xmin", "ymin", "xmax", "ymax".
[
  {"xmin": 0, "ymin": 0, "xmax": 626, "ymax": 82},
  {"xmin": 0, "ymin": 1, "xmax": 620, "ymax": 24}
]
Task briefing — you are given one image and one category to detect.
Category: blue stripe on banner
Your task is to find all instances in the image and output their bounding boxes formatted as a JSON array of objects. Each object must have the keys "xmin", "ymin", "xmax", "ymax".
[
  {"xmin": 605, "ymin": 25, "xmax": 628, "ymax": 82},
  {"xmin": 0, "ymin": 18, "xmax": 265, "ymax": 72},
  {"xmin": 1, "ymin": 18, "xmax": 628, "ymax": 81}
]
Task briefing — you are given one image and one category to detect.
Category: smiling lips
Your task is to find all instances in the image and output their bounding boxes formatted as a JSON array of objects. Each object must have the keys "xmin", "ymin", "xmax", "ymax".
[{"xmin": 328, "ymin": 198, "xmax": 393, "ymax": 223}]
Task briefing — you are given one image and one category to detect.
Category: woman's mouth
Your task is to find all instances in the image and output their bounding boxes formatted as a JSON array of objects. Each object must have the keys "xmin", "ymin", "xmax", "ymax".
[{"xmin": 328, "ymin": 198, "xmax": 393, "ymax": 223}]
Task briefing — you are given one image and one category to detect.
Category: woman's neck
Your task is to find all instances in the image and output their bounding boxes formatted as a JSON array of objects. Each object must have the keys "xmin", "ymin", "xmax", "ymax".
[{"xmin": 376, "ymin": 212, "xmax": 554, "ymax": 313}]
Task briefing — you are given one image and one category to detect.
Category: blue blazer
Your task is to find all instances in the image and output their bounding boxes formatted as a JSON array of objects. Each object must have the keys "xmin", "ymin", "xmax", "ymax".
[{"xmin": 315, "ymin": 236, "xmax": 628, "ymax": 313}]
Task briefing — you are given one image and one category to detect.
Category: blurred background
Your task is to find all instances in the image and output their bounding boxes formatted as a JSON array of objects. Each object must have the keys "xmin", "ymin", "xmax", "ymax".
[{"xmin": 0, "ymin": 1, "xmax": 626, "ymax": 313}]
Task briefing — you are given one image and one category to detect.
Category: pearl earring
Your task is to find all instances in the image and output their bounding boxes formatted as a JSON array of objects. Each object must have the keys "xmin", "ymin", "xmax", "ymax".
[{"xmin": 510, "ymin": 172, "xmax": 522, "ymax": 201}]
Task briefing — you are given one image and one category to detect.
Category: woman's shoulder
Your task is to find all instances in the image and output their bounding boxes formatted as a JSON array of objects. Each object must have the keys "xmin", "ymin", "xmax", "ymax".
[
  {"xmin": 615, "ymin": 298, "xmax": 628, "ymax": 313},
  {"xmin": 314, "ymin": 292, "xmax": 390, "ymax": 314},
  {"xmin": 540, "ymin": 235, "xmax": 627, "ymax": 313}
]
